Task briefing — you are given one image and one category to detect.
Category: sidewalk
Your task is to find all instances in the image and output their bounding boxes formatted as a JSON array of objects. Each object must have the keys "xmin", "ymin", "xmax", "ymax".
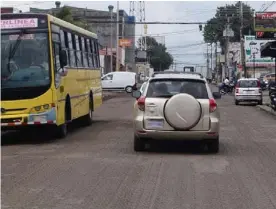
[{"xmin": 256, "ymin": 90, "xmax": 276, "ymax": 116}]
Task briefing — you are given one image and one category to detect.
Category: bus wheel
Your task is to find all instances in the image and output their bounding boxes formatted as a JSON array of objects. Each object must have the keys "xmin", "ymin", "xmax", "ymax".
[
  {"xmin": 55, "ymin": 123, "xmax": 68, "ymax": 139},
  {"xmin": 55, "ymin": 100, "xmax": 70, "ymax": 138},
  {"xmin": 82, "ymin": 96, "xmax": 93, "ymax": 126}
]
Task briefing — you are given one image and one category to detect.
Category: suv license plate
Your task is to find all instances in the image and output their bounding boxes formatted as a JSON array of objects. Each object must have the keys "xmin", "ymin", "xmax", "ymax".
[{"xmin": 148, "ymin": 120, "xmax": 163, "ymax": 128}]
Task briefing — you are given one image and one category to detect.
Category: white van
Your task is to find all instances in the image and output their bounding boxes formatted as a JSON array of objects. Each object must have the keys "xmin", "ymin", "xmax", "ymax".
[{"xmin": 101, "ymin": 72, "xmax": 137, "ymax": 93}]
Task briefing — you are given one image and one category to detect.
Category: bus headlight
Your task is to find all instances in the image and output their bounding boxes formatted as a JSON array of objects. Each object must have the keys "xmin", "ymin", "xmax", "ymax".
[{"xmin": 30, "ymin": 104, "xmax": 54, "ymax": 114}]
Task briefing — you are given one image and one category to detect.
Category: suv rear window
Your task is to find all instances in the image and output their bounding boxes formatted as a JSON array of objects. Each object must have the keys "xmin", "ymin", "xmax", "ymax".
[
  {"xmin": 146, "ymin": 79, "xmax": 208, "ymax": 99},
  {"xmin": 238, "ymin": 80, "xmax": 259, "ymax": 88}
]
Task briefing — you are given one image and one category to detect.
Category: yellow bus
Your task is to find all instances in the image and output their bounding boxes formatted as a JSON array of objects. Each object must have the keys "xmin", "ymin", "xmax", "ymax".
[{"xmin": 1, "ymin": 13, "xmax": 102, "ymax": 138}]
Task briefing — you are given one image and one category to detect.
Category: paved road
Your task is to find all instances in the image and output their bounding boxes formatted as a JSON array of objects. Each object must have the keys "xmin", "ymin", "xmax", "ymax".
[{"xmin": 2, "ymin": 94, "xmax": 276, "ymax": 209}]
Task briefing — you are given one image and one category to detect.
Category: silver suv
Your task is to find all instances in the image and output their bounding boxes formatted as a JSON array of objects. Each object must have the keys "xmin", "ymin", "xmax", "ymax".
[{"xmin": 131, "ymin": 72, "xmax": 221, "ymax": 153}]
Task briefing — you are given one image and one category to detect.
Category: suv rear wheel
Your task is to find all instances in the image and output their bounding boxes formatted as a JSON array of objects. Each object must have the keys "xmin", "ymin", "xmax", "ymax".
[
  {"xmin": 258, "ymin": 100, "xmax": 263, "ymax": 105},
  {"xmin": 207, "ymin": 138, "xmax": 219, "ymax": 153},
  {"xmin": 134, "ymin": 135, "xmax": 145, "ymax": 152}
]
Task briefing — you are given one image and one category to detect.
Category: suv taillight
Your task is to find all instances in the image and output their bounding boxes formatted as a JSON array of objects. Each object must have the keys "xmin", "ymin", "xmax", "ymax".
[
  {"xmin": 236, "ymin": 88, "xmax": 239, "ymax": 93},
  {"xmin": 137, "ymin": 96, "xmax": 146, "ymax": 111},
  {"xmin": 209, "ymin": 98, "xmax": 217, "ymax": 113},
  {"xmin": 257, "ymin": 80, "xmax": 261, "ymax": 87}
]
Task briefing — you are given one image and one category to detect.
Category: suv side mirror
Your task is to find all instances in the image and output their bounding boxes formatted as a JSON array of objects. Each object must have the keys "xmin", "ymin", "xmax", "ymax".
[
  {"xmin": 60, "ymin": 50, "xmax": 68, "ymax": 68},
  {"xmin": 213, "ymin": 92, "xmax": 221, "ymax": 99}
]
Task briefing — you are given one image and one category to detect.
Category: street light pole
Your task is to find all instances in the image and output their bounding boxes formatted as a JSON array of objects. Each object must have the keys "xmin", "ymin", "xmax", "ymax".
[
  {"xmin": 116, "ymin": 1, "xmax": 120, "ymax": 72},
  {"xmin": 253, "ymin": 53, "xmax": 256, "ymax": 78},
  {"xmin": 108, "ymin": 5, "xmax": 114, "ymax": 73}
]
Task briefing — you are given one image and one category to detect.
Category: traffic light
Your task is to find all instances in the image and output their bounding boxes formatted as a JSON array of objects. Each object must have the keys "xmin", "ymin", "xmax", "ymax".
[{"xmin": 199, "ymin": 24, "xmax": 202, "ymax": 31}]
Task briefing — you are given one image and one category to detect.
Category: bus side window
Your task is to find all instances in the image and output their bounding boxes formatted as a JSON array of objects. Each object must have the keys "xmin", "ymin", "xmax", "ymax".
[
  {"xmin": 60, "ymin": 30, "xmax": 70, "ymax": 67},
  {"xmin": 95, "ymin": 41, "xmax": 100, "ymax": 68},
  {"xmin": 81, "ymin": 37, "xmax": 88, "ymax": 68},
  {"xmin": 84, "ymin": 38, "xmax": 92, "ymax": 67},
  {"xmin": 75, "ymin": 34, "xmax": 82, "ymax": 68},
  {"xmin": 67, "ymin": 32, "xmax": 76, "ymax": 67},
  {"xmin": 90, "ymin": 39, "xmax": 96, "ymax": 69}
]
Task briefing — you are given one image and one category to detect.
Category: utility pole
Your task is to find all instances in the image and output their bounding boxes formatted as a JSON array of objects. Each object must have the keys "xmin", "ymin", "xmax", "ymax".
[
  {"xmin": 215, "ymin": 42, "xmax": 218, "ymax": 81},
  {"xmin": 211, "ymin": 43, "xmax": 213, "ymax": 74},
  {"xmin": 207, "ymin": 43, "xmax": 209, "ymax": 78},
  {"xmin": 224, "ymin": 17, "xmax": 230, "ymax": 80},
  {"xmin": 116, "ymin": 1, "xmax": 120, "ymax": 72},
  {"xmin": 108, "ymin": 5, "xmax": 114, "ymax": 73},
  {"xmin": 240, "ymin": 1, "xmax": 246, "ymax": 78}
]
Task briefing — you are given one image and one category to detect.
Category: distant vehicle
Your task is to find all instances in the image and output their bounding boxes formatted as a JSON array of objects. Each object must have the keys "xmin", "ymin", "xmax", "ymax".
[
  {"xmin": 1, "ymin": 13, "xmax": 103, "ymax": 138},
  {"xmin": 183, "ymin": 66, "xmax": 195, "ymax": 72},
  {"xmin": 131, "ymin": 71, "xmax": 221, "ymax": 153},
  {"xmin": 263, "ymin": 73, "xmax": 276, "ymax": 87},
  {"xmin": 101, "ymin": 71, "xmax": 137, "ymax": 93},
  {"xmin": 234, "ymin": 78, "xmax": 262, "ymax": 105}
]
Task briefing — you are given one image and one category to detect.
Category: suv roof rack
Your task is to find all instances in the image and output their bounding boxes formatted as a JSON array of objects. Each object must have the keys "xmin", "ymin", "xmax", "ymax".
[{"xmin": 152, "ymin": 71, "xmax": 204, "ymax": 78}]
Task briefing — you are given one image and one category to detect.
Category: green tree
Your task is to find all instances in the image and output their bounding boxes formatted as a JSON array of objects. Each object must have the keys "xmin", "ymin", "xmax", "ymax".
[
  {"xmin": 54, "ymin": 6, "xmax": 90, "ymax": 30},
  {"xmin": 137, "ymin": 36, "xmax": 173, "ymax": 71},
  {"xmin": 203, "ymin": 2, "xmax": 254, "ymax": 51}
]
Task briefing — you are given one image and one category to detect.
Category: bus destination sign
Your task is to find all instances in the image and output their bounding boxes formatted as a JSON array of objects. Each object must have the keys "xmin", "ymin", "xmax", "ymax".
[{"xmin": 1, "ymin": 18, "xmax": 38, "ymax": 29}]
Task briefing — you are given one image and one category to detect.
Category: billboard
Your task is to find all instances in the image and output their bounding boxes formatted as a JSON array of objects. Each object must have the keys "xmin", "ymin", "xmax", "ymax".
[
  {"xmin": 244, "ymin": 36, "xmax": 275, "ymax": 67},
  {"xmin": 1, "ymin": 7, "xmax": 14, "ymax": 14},
  {"xmin": 119, "ymin": 38, "xmax": 132, "ymax": 47},
  {"xmin": 256, "ymin": 31, "xmax": 276, "ymax": 40},
  {"xmin": 255, "ymin": 12, "xmax": 276, "ymax": 32}
]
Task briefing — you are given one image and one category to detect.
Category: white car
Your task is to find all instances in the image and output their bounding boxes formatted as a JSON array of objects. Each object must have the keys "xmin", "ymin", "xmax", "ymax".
[
  {"xmin": 101, "ymin": 72, "xmax": 137, "ymax": 93},
  {"xmin": 234, "ymin": 78, "xmax": 262, "ymax": 105}
]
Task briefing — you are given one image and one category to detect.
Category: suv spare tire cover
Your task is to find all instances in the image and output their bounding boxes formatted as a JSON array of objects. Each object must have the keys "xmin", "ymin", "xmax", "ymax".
[{"xmin": 164, "ymin": 93, "xmax": 202, "ymax": 130}]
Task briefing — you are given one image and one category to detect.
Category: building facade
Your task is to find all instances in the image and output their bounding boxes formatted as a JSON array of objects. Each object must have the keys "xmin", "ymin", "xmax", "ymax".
[{"xmin": 30, "ymin": 3, "xmax": 135, "ymax": 74}]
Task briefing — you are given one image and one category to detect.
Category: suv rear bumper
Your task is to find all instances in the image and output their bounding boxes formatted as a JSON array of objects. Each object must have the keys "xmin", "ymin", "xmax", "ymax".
[
  {"xmin": 235, "ymin": 95, "xmax": 262, "ymax": 102},
  {"xmin": 134, "ymin": 117, "xmax": 219, "ymax": 140}
]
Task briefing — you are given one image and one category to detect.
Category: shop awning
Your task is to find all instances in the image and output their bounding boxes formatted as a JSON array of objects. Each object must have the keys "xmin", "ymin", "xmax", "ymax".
[{"xmin": 261, "ymin": 41, "xmax": 276, "ymax": 58}]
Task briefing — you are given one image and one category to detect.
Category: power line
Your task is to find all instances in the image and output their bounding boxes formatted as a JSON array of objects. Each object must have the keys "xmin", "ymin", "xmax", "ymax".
[
  {"xmin": 263, "ymin": 1, "xmax": 275, "ymax": 11},
  {"xmin": 84, "ymin": 20, "xmax": 210, "ymax": 24}
]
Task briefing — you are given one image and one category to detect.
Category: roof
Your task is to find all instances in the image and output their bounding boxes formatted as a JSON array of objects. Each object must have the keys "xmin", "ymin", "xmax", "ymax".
[
  {"xmin": 152, "ymin": 71, "xmax": 204, "ymax": 78},
  {"xmin": 238, "ymin": 78, "xmax": 259, "ymax": 81},
  {"xmin": 48, "ymin": 14, "xmax": 97, "ymax": 39},
  {"xmin": 1, "ymin": 13, "xmax": 98, "ymax": 39},
  {"xmin": 150, "ymin": 72, "xmax": 205, "ymax": 81}
]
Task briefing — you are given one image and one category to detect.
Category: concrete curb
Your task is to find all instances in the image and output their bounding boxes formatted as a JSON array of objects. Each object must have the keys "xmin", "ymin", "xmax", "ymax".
[{"xmin": 256, "ymin": 105, "xmax": 276, "ymax": 117}]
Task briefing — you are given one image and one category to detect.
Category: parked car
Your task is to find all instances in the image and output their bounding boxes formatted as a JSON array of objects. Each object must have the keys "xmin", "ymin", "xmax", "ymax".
[
  {"xmin": 234, "ymin": 78, "xmax": 262, "ymax": 105},
  {"xmin": 131, "ymin": 71, "xmax": 221, "ymax": 153},
  {"xmin": 101, "ymin": 72, "xmax": 137, "ymax": 93}
]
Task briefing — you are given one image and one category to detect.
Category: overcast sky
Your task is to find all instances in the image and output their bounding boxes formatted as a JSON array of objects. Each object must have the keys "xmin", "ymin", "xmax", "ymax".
[{"xmin": 2, "ymin": 1, "xmax": 276, "ymax": 70}]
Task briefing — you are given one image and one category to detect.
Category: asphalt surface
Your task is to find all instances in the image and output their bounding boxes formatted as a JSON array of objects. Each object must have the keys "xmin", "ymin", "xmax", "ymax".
[{"xmin": 2, "ymin": 93, "xmax": 276, "ymax": 209}]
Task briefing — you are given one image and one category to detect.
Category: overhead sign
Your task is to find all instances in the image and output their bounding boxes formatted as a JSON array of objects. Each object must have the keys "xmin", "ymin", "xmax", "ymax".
[
  {"xmin": 255, "ymin": 12, "xmax": 276, "ymax": 32},
  {"xmin": 256, "ymin": 31, "xmax": 276, "ymax": 40},
  {"xmin": 119, "ymin": 39, "xmax": 132, "ymax": 47},
  {"xmin": 1, "ymin": 7, "xmax": 14, "ymax": 14},
  {"xmin": 244, "ymin": 35, "xmax": 275, "ymax": 67},
  {"xmin": 1, "ymin": 18, "xmax": 38, "ymax": 29}
]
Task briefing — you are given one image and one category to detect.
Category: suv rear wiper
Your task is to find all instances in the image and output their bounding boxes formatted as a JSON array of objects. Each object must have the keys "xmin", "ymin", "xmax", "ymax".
[{"xmin": 154, "ymin": 94, "xmax": 173, "ymax": 98}]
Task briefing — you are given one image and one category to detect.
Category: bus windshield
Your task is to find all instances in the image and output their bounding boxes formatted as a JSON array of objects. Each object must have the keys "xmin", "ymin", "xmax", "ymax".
[{"xmin": 1, "ymin": 32, "xmax": 50, "ymax": 89}]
